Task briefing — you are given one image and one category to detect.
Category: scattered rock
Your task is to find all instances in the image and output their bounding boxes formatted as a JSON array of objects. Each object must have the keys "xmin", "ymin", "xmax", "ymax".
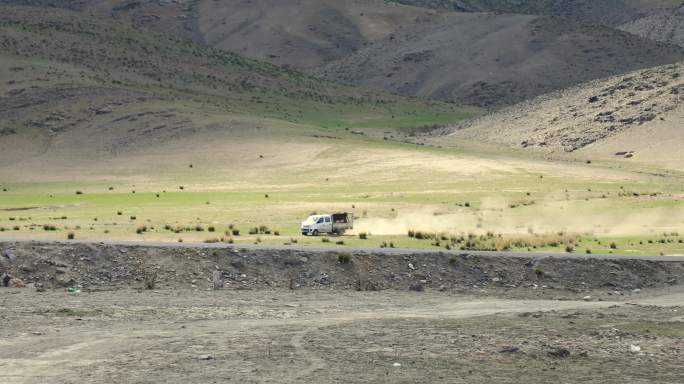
[
  {"xmin": 409, "ymin": 283, "xmax": 424, "ymax": 292},
  {"xmin": 547, "ymin": 347, "xmax": 571, "ymax": 359},
  {"xmin": 499, "ymin": 346, "xmax": 521, "ymax": 354}
]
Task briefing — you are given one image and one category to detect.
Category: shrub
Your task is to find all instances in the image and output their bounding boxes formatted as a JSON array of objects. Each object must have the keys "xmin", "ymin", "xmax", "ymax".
[
  {"xmin": 195, "ymin": 225, "xmax": 204, "ymax": 232},
  {"xmin": 408, "ymin": 229, "xmax": 415, "ymax": 238},
  {"xmin": 586, "ymin": 249, "xmax": 592, "ymax": 254},
  {"xmin": 75, "ymin": 191, "xmax": 83, "ymax": 195},
  {"xmin": 358, "ymin": 232, "xmax": 368, "ymax": 240},
  {"xmin": 130, "ymin": 216, "xmax": 137, "ymax": 220},
  {"xmin": 565, "ymin": 245, "xmax": 574, "ymax": 253},
  {"xmin": 13, "ymin": 226, "xmax": 20, "ymax": 231},
  {"xmin": 43, "ymin": 224, "xmax": 57, "ymax": 231},
  {"xmin": 224, "ymin": 237, "xmax": 234, "ymax": 244},
  {"xmin": 322, "ymin": 237, "xmax": 330, "ymax": 243},
  {"xmin": 609, "ymin": 242, "xmax": 617, "ymax": 249},
  {"xmin": 117, "ymin": 211, "xmax": 122, "ymax": 216},
  {"xmin": 274, "ymin": 231, "xmax": 280, "ymax": 236},
  {"xmin": 389, "ymin": 242, "xmax": 395, "ymax": 248},
  {"xmin": 204, "ymin": 238, "xmax": 220, "ymax": 243},
  {"xmin": 208, "ymin": 226, "xmax": 216, "ymax": 232},
  {"xmin": 136, "ymin": 226, "xmax": 148, "ymax": 234},
  {"xmin": 178, "ymin": 238, "xmax": 183, "ymax": 243},
  {"xmin": 336, "ymin": 240, "xmax": 345, "ymax": 245},
  {"xmin": 67, "ymin": 232, "xmax": 75, "ymax": 240},
  {"xmin": 249, "ymin": 227, "xmax": 259, "ymax": 235},
  {"xmin": 337, "ymin": 253, "xmax": 351, "ymax": 264},
  {"xmin": 291, "ymin": 238, "xmax": 298, "ymax": 244},
  {"xmin": 232, "ymin": 229, "xmax": 240, "ymax": 236}
]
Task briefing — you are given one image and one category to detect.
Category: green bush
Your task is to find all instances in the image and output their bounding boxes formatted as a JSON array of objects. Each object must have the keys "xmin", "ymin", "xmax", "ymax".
[
  {"xmin": 337, "ymin": 253, "xmax": 351, "ymax": 264},
  {"xmin": 358, "ymin": 232, "xmax": 368, "ymax": 240}
]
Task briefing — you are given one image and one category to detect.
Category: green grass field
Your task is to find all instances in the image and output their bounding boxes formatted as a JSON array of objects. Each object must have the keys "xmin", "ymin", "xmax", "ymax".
[{"xmin": 2, "ymin": 137, "xmax": 683, "ymax": 256}]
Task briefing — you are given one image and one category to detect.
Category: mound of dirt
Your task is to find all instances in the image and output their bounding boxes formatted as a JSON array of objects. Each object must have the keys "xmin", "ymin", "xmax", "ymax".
[
  {"xmin": 449, "ymin": 62, "xmax": 684, "ymax": 153},
  {"xmin": 1, "ymin": 242, "xmax": 682, "ymax": 297}
]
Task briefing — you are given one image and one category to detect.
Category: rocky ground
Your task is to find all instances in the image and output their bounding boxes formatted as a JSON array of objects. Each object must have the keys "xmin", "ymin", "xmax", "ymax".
[
  {"xmin": 450, "ymin": 62, "xmax": 684, "ymax": 153},
  {"xmin": 1, "ymin": 241, "xmax": 682, "ymax": 299},
  {"xmin": 1, "ymin": 241, "xmax": 682, "ymax": 383}
]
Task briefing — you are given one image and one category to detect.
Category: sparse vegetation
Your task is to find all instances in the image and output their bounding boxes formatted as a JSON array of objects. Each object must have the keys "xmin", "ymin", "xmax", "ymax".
[{"xmin": 337, "ymin": 253, "xmax": 352, "ymax": 264}]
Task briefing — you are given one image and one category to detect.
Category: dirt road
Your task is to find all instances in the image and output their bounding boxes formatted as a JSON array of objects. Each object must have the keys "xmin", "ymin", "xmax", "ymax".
[{"xmin": 1, "ymin": 289, "xmax": 683, "ymax": 384}]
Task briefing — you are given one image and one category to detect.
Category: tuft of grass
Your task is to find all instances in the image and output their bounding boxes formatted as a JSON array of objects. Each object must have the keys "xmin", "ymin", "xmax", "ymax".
[{"xmin": 337, "ymin": 253, "xmax": 351, "ymax": 264}]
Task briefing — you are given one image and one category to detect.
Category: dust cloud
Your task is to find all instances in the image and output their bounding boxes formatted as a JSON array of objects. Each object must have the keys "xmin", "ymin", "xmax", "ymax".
[{"xmin": 353, "ymin": 200, "xmax": 684, "ymax": 237}]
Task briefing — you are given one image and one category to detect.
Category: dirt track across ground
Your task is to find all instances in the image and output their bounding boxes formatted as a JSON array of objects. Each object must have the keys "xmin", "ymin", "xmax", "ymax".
[{"xmin": 1, "ymin": 289, "xmax": 683, "ymax": 383}]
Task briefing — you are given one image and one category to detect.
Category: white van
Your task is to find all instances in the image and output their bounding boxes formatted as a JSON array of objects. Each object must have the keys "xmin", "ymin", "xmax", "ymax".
[{"xmin": 301, "ymin": 213, "xmax": 353, "ymax": 236}]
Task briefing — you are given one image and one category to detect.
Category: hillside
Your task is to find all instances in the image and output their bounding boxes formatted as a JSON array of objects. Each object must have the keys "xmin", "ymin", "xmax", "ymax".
[
  {"xmin": 447, "ymin": 62, "xmax": 684, "ymax": 168},
  {"xmin": 0, "ymin": 5, "xmax": 475, "ymax": 181},
  {"xmin": 7, "ymin": 0, "xmax": 684, "ymax": 107},
  {"xmin": 391, "ymin": 0, "xmax": 684, "ymax": 26},
  {"xmin": 316, "ymin": 13, "xmax": 684, "ymax": 106},
  {"xmin": 619, "ymin": 3, "xmax": 684, "ymax": 47}
]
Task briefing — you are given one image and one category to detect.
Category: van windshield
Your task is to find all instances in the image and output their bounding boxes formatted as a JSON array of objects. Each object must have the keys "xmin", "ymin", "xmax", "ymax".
[{"xmin": 303, "ymin": 216, "xmax": 319, "ymax": 225}]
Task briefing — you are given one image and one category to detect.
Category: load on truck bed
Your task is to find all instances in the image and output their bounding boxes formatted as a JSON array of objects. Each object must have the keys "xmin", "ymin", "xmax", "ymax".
[{"xmin": 301, "ymin": 212, "xmax": 353, "ymax": 236}]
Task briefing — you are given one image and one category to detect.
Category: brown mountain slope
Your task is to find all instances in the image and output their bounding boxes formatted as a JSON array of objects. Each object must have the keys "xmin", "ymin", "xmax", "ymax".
[
  {"xmin": 619, "ymin": 4, "xmax": 684, "ymax": 47},
  {"xmin": 391, "ymin": 0, "xmax": 683, "ymax": 26},
  {"xmin": 4, "ymin": 0, "xmax": 684, "ymax": 107},
  {"xmin": 447, "ymin": 62, "xmax": 684, "ymax": 167},
  {"xmin": 315, "ymin": 13, "xmax": 684, "ymax": 106},
  {"xmin": 194, "ymin": 0, "xmax": 437, "ymax": 70}
]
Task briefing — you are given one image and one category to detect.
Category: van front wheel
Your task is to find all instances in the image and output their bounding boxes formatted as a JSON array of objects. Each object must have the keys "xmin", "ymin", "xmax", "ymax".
[{"xmin": 312, "ymin": 230, "xmax": 319, "ymax": 236}]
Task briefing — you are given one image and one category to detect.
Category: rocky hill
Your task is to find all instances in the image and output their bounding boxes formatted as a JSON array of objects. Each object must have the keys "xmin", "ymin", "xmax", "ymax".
[{"xmin": 448, "ymin": 62, "xmax": 684, "ymax": 166}]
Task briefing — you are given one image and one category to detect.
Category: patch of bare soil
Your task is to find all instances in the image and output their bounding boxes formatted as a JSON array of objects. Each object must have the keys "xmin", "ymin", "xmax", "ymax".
[{"xmin": 0, "ymin": 289, "xmax": 682, "ymax": 383}]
